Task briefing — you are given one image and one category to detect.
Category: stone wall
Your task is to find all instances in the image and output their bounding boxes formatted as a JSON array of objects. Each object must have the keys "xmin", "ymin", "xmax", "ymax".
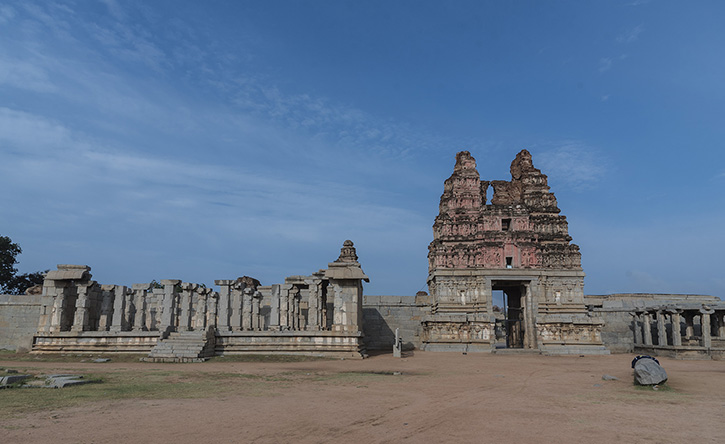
[
  {"xmin": 362, "ymin": 295, "xmax": 428, "ymax": 350},
  {"xmin": 586, "ymin": 293, "xmax": 720, "ymax": 353},
  {"xmin": 0, "ymin": 294, "xmax": 42, "ymax": 351}
]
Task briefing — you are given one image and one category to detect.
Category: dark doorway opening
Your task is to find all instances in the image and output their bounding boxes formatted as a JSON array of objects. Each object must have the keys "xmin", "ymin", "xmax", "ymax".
[{"xmin": 492, "ymin": 281, "xmax": 526, "ymax": 348}]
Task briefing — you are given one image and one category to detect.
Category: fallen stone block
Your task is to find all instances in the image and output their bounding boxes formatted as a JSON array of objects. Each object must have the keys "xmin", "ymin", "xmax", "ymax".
[
  {"xmin": 44, "ymin": 374, "xmax": 99, "ymax": 388},
  {"xmin": 632, "ymin": 356, "xmax": 668, "ymax": 385},
  {"xmin": 0, "ymin": 374, "xmax": 31, "ymax": 386}
]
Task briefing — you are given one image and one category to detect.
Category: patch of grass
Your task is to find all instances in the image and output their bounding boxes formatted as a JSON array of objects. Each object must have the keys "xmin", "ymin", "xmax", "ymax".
[
  {"xmin": 311, "ymin": 370, "xmax": 407, "ymax": 384},
  {"xmin": 209, "ymin": 354, "xmax": 331, "ymax": 363},
  {"xmin": 0, "ymin": 352, "xmax": 148, "ymax": 363},
  {"xmin": 633, "ymin": 383, "xmax": 674, "ymax": 392},
  {"xmin": 0, "ymin": 369, "xmax": 271, "ymax": 419}
]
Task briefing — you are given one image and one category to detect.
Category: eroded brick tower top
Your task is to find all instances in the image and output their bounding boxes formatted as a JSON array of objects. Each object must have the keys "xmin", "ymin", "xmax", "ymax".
[{"xmin": 428, "ymin": 149, "xmax": 582, "ymax": 273}]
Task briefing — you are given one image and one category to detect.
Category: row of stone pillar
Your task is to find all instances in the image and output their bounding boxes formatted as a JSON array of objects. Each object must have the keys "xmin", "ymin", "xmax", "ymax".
[
  {"xmin": 633, "ymin": 308, "xmax": 725, "ymax": 348},
  {"xmin": 215, "ymin": 280, "xmax": 264, "ymax": 331},
  {"xmin": 39, "ymin": 273, "xmax": 363, "ymax": 336},
  {"xmin": 39, "ymin": 279, "xmax": 219, "ymax": 335}
]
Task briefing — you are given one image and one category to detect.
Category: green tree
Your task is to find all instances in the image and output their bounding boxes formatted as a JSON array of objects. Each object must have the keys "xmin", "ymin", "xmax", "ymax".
[
  {"xmin": 0, "ymin": 235, "xmax": 22, "ymax": 285},
  {"xmin": 0, "ymin": 235, "xmax": 47, "ymax": 295}
]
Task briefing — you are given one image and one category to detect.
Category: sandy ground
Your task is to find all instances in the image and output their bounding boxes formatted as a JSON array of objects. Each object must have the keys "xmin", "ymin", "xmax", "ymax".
[{"xmin": 2, "ymin": 352, "xmax": 724, "ymax": 444}]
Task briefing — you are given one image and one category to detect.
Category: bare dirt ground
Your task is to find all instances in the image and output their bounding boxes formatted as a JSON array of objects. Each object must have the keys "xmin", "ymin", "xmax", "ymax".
[{"xmin": 2, "ymin": 351, "xmax": 724, "ymax": 443}]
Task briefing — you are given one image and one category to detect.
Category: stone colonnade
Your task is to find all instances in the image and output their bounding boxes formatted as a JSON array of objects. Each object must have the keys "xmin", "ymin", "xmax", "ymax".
[
  {"xmin": 37, "ymin": 266, "xmax": 219, "ymax": 337},
  {"xmin": 35, "ymin": 241, "xmax": 370, "ymax": 341},
  {"xmin": 632, "ymin": 305, "xmax": 725, "ymax": 349}
]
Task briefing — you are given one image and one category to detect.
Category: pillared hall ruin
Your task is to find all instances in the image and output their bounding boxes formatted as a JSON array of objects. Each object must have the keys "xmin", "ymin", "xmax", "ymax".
[{"xmin": 1, "ymin": 150, "xmax": 723, "ymax": 360}]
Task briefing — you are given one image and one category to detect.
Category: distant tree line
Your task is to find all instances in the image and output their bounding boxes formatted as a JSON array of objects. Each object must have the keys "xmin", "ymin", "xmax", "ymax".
[{"xmin": 0, "ymin": 235, "xmax": 47, "ymax": 295}]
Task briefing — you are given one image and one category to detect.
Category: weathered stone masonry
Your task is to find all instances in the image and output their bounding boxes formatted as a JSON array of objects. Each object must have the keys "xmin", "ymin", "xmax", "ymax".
[
  {"xmin": 30, "ymin": 241, "xmax": 370, "ymax": 360},
  {"xmin": 423, "ymin": 150, "xmax": 608, "ymax": 354},
  {"xmin": 1, "ymin": 150, "xmax": 722, "ymax": 358}
]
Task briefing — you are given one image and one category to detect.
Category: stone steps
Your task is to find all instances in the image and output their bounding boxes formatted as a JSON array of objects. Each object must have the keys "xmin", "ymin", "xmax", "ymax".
[
  {"xmin": 492, "ymin": 348, "xmax": 542, "ymax": 355},
  {"xmin": 145, "ymin": 329, "xmax": 215, "ymax": 362}
]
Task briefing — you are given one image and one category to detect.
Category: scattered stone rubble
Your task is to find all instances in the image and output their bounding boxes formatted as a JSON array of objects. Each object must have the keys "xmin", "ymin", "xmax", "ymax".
[{"xmin": 0, "ymin": 372, "xmax": 98, "ymax": 389}]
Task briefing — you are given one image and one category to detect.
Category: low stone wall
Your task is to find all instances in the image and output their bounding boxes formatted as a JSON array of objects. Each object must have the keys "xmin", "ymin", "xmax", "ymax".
[
  {"xmin": 32, "ymin": 331, "xmax": 160, "ymax": 353},
  {"xmin": 0, "ymin": 294, "xmax": 42, "ymax": 351},
  {"xmin": 362, "ymin": 295, "xmax": 428, "ymax": 350},
  {"xmin": 215, "ymin": 330, "xmax": 366, "ymax": 359},
  {"xmin": 586, "ymin": 293, "xmax": 720, "ymax": 353}
]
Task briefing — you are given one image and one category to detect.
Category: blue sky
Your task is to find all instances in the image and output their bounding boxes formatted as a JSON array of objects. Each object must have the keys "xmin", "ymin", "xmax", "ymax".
[{"xmin": 1, "ymin": 1, "xmax": 723, "ymax": 297}]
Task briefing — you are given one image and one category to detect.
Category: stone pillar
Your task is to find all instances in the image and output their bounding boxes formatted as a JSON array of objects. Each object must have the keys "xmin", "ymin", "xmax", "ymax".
[
  {"xmin": 207, "ymin": 291, "xmax": 218, "ymax": 329},
  {"xmin": 643, "ymin": 312, "xmax": 653, "ymax": 346},
  {"xmin": 132, "ymin": 284, "xmax": 149, "ymax": 332},
  {"xmin": 711, "ymin": 311, "xmax": 721, "ymax": 338},
  {"xmin": 656, "ymin": 310, "xmax": 668, "ymax": 346},
  {"xmin": 684, "ymin": 312, "xmax": 695, "ymax": 338},
  {"xmin": 124, "ymin": 287, "xmax": 136, "ymax": 331},
  {"xmin": 269, "ymin": 284, "xmax": 281, "ymax": 330},
  {"xmin": 523, "ymin": 283, "xmax": 537, "ymax": 349},
  {"xmin": 214, "ymin": 280, "xmax": 233, "ymax": 331},
  {"xmin": 306, "ymin": 281, "xmax": 320, "ymax": 331},
  {"xmin": 668, "ymin": 309, "xmax": 682, "ymax": 347},
  {"xmin": 159, "ymin": 280, "xmax": 180, "ymax": 335},
  {"xmin": 179, "ymin": 283, "xmax": 197, "ymax": 331},
  {"xmin": 150, "ymin": 288, "xmax": 164, "ymax": 331},
  {"xmin": 37, "ymin": 281, "xmax": 55, "ymax": 333},
  {"xmin": 71, "ymin": 284, "xmax": 92, "ymax": 332},
  {"xmin": 252, "ymin": 291, "xmax": 262, "ymax": 331},
  {"xmin": 194, "ymin": 288, "xmax": 208, "ymax": 330},
  {"xmin": 230, "ymin": 282, "xmax": 244, "ymax": 331},
  {"xmin": 110, "ymin": 285, "xmax": 127, "ymax": 332},
  {"xmin": 287, "ymin": 286, "xmax": 300, "ymax": 330},
  {"xmin": 293, "ymin": 289, "xmax": 301, "ymax": 331},
  {"xmin": 631, "ymin": 312, "xmax": 643, "ymax": 345},
  {"xmin": 321, "ymin": 285, "xmax": 328, "ymax": 330},
  {"xmin": 700, "ymin": 307, "xmax": 714, "ymax": 349},
  {"xmin": 718, "ymin": 312, "xmax": 725, "ymax": 338},
  {"xmin": 242, "ymin": 288, "xmax": 253, "ymax": 331},
  {"xmin": 279, "ymin": 284, "xmax": 291, "ymax": 330},
  {"xmin": 98, "ymin": 285, "xmax": 116, "ymax": 331},
  {"xmin": 330, "ymin": 282, "xmax": 343, "ymax": 330},
  {"xmin": 49, "ymin": 284, "xmax": 71, "ymax": 333}
]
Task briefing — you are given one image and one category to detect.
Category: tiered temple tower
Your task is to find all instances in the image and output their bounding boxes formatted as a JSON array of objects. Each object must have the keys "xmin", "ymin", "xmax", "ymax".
[{"xmin": 423, "ymin": 150, "xmax": 607, "ymax": 354}]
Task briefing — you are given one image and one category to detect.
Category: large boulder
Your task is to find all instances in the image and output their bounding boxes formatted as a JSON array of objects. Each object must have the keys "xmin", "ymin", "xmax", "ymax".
[{"xmin": 633, "ymin": 357, "xmax": 668, "ymax": 385}]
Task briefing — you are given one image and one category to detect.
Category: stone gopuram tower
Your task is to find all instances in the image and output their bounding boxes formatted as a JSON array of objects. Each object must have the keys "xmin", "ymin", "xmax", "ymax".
[{"xmin": 423, "ymin": 150, "xmax": 608, "ymax": 354}]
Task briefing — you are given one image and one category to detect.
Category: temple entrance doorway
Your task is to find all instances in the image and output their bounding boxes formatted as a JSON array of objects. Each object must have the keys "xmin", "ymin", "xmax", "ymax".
[{"xmin": 492, "ymin": 281, "xmax": 527, "ymax": 349}]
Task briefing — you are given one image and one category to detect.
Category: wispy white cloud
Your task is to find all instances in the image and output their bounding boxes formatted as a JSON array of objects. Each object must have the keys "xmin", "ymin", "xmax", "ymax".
[
  {"xmin": 598, "ymin": 54, "xmax": 627, "ymax": 73},
  {"xmin": 600, "ymin": 94, "xmax": 610, "ymax": 102},
  {"xmin": 617, "ymin": 25, "xmax": 644, "ymax": 44},
  {"xmin": 1, "ymin": 1, "xmax": 456, "ymax": 168},
  {"xmin": 0, "ymin": 4, "xmax": 16, "ymax": 23},
  {"xmin": 599, "ymin": 57, "xmax": 613, "ymax": 72},
  {"xmin": 0, "ymin": 106, "xmax": 425, "ymax": 248},
  {"xmin": 536, "ymin": 142, "xmax": 608, "ymax": 191}
]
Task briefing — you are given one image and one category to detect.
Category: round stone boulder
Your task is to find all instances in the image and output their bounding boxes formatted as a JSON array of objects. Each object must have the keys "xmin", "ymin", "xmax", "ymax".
[{"xmin": 633, "ymin": 357, "xmax": 668, "ymax": 385}]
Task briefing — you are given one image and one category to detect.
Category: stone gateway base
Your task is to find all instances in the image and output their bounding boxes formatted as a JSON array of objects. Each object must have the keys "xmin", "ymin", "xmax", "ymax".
[{"xmin": 421, "ymin": 318, "xmax": 493, "ymax": 353}]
